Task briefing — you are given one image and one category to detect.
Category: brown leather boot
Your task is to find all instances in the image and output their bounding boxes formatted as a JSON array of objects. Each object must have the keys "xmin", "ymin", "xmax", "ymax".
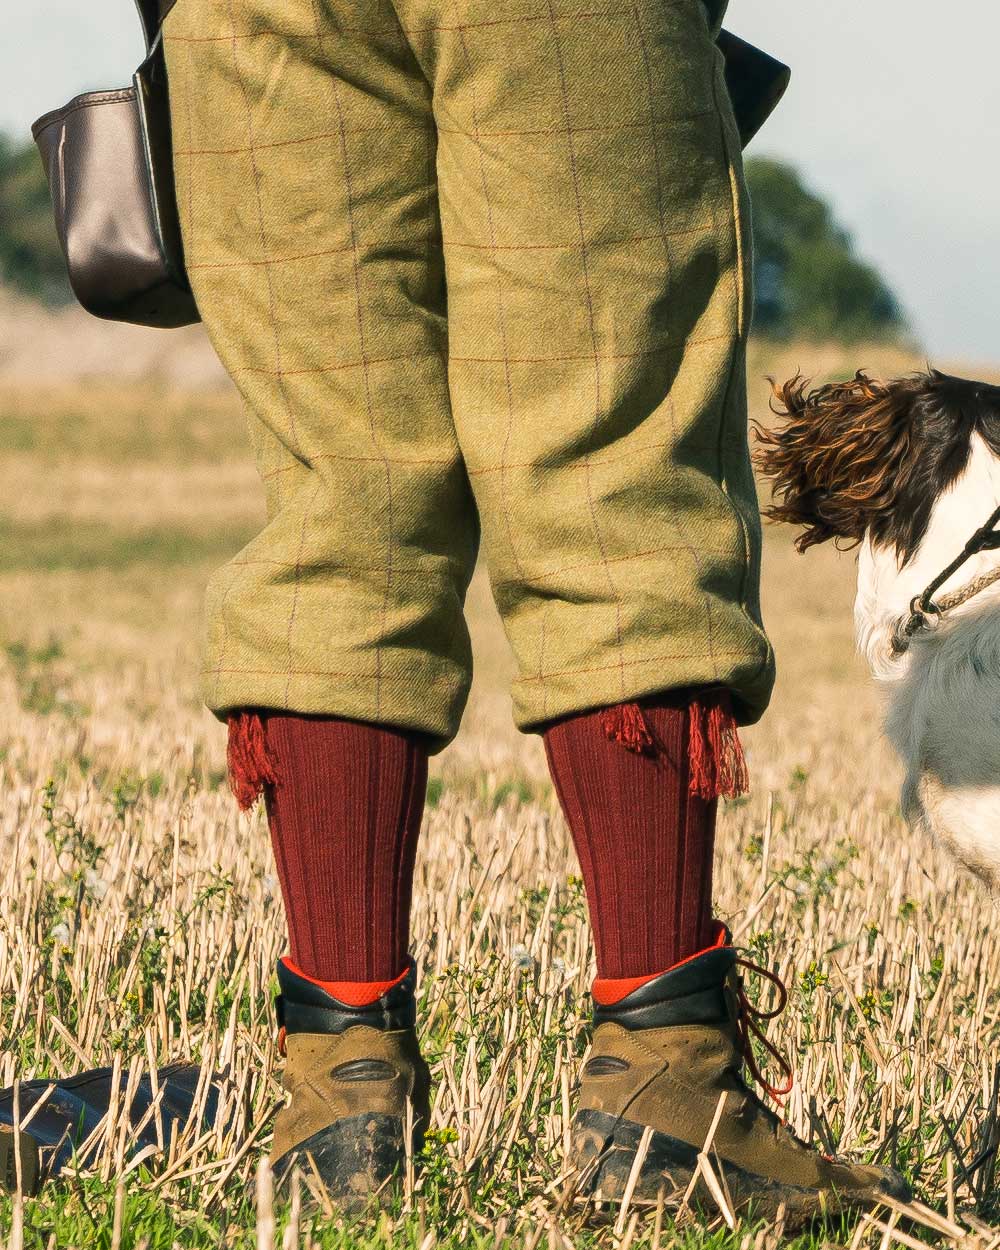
[
  {"xmin": 271, "ymin": 958, "xmax": 430, "ymax": 1207},
  {"xmin": 569, "ymin": 930, "xmax": 909, "ymax": 1225}
]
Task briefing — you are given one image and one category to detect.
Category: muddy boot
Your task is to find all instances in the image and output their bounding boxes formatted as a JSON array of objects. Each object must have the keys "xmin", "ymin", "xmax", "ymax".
[
  {"xmin": 569, "ymin": 930, "xmax": 909, "ymax": 1226},
  {"xmin": 270, "ymin": 958, "xmax": 430, "ymax": 1209}
]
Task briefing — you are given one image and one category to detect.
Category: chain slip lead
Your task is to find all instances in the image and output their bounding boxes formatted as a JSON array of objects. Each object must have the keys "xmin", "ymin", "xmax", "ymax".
[{"xmin": 891, "ymin": 502, "xmax": 1000, "ymax": 656}]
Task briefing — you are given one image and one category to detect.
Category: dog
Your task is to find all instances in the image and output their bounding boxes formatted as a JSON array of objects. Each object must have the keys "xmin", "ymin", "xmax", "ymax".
[{"xmin": 755, "ymin": 368, "xmax": 1000, "ymax": 888}]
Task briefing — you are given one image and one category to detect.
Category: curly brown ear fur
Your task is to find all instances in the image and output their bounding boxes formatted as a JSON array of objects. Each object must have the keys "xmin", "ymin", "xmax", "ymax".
[
  {"xmin": 754, "ymin": 371, "xmax": 928, "ymax": 554},
  {"xmin": 755, "ymin": 368, "xmax": 1000, "ymax": 561}
]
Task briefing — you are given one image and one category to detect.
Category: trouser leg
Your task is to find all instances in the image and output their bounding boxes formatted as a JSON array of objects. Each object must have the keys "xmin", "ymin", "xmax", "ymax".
[
  {"xmin": 164, "ymin": 0, "xmax": 478, "ymax": 995},
  {"xmin": 400, "ymin": 0, "xmax": 774, "ymax": 732},
  {"xmin": 396, "ymin": 0, "xmax": 773, "ymax": 980},
  {"xmin": 164, "ymin": 0, "xmax": 478, "ymax": 749}
]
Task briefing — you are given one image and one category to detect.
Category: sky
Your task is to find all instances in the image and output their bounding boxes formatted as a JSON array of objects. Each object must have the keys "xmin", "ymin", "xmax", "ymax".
[{"xmin": 3, "ymin": 1, "xmax": 999, "ymax": 364}]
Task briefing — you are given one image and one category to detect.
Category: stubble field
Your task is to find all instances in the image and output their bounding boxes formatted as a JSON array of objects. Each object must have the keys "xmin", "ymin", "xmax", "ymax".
[{"xmin": 0, "ymin": 338, "xmax": 999, "ymax": 1248}]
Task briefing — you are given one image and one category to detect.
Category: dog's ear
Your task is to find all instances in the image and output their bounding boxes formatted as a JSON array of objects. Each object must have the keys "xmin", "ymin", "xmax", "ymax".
[{"xmin": 753, "ymin": 371, "xmax": 925, "ymax": 552}]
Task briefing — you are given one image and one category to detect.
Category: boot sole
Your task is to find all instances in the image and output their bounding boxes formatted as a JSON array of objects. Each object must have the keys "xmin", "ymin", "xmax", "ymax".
[
  {"xmin": 272, "ymin": 1113, "xmax": 409, "ymax": 1210},
  {"xmin": 0, "ymin": 1128, "xmax": 41, "ymax": 1196},
  {"xmin": 570, "ymin": 1110, "xmax": 909, "ymax": 1227}
]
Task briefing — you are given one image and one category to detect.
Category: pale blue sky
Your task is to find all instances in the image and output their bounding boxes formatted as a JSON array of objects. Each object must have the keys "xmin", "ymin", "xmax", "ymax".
[{"xmin": 4, "ymin": 1, "xmax": 998, "ymax": 363}]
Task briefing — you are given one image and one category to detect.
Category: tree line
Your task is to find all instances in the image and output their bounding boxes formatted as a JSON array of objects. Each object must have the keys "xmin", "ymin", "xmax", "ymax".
[{"xmin": 0, "ymin": 134, "xmax": 905, "ymax": 344}]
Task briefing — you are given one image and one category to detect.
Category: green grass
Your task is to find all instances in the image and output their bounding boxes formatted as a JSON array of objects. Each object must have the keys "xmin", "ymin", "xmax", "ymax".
[
  {"xmin": 1, "ymin": 365, "xmax": 998, "ymax": 1249},
  {"xmin": 0, "ymin": 384, "xmax": 244, "ymax": 463},
  {"xmin": 5, "ymin": 1180, "xmax": 900, "ymax": 1250},
  {"xmin": 0, "ymin": 518, "xmax": 255, "ymax": 571}
]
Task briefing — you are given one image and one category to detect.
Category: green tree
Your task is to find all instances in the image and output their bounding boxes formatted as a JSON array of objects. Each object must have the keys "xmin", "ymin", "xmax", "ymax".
[
  {"xmin": 745, "ymin": 156, "xmax": 905, "ymax": 343},
  {"xmin": 0, "ymin": 133, "xmax": 71, "ymax": 304}
]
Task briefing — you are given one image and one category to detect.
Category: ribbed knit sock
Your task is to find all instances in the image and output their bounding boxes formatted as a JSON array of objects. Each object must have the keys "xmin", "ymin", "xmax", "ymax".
[
  {"xmin": 543, "ymin": 690, "xmax": 731, "ymax": 983},
  {"xmin": 229, "ymin": 712, "xmax": 428, "ymax": 989}
]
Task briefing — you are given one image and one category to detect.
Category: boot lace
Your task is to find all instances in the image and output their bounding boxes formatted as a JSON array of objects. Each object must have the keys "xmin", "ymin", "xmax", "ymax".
[{"xmin": 733, "ymin": 956, "xmax": 794, "ymax": 1100}]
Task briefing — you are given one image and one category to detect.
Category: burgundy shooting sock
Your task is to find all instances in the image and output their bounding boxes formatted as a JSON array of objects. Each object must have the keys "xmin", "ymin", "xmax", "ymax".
[
  {"xmin": 227, "ymin": 711, "xmax": 428, "ymax": 995},
  {"xmin": 542, "ymin": 689, "xmax": 747, "ymax": 987}
]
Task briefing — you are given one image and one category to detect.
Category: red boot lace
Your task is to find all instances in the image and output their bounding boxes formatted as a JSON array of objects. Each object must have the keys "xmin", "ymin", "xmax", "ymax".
[{"xmin": 733, "ymin": 957, "xmax": 794, "ymax": 1100}]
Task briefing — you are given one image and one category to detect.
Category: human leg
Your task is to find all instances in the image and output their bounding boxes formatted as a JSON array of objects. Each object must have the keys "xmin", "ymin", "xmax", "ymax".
[
  {"xmin": 542, "ymin": 693, "xmax": 719, "ymax": 981},
  {"xmin": 163, "ymin": 0, "xmax": 473, "ymax": 1195},
  {"xmin": 403, "ymin": 0, "xmax": 904, "ymax": 1214},
  {"xmin": 259, "ymin": 714, "xmax": 428, "ymax": 985},
  {"xmin": 165, "ymin": 0, "xmax": 477, "ymax": 745}
]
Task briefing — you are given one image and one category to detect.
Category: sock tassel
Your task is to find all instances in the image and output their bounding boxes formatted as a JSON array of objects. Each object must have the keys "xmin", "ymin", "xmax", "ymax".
[
  {"xmin": 226, "ymin": 711, "xmax": 280, "ymax": 810},
  {"xmin": 688, "ymin": 691, "xmax": 749, "ymax": 801},
  {"xmin": 600, "ymin": 701, "xmax": 656, "ymax": 755}
]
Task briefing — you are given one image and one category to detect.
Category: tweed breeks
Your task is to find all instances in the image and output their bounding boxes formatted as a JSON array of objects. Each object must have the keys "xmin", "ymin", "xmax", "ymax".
[{"xmin": 164, "ymin": 0, "xmax": 774, "ymax": 749}]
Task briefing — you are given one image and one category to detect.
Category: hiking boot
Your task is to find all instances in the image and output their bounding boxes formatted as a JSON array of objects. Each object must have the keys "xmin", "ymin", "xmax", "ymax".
[
  {"xmin": 270, "ymin": 958, "xmax": 430, "ymax": 1208},
  {"xmin": 569, "ymin": 927, "xmax": 909, "ymax": 1225}
]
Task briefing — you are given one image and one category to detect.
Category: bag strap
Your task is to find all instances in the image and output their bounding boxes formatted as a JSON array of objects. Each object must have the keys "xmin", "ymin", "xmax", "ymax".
[{"xmin": 134, "ymin": 0, "xmax": 179, "ymax": 54}]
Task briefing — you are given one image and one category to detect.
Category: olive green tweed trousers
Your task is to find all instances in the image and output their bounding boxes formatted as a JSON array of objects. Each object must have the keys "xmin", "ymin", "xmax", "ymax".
[{"xmin": 163, "ymin": 0, "xmax": 774, "ymax": 750}]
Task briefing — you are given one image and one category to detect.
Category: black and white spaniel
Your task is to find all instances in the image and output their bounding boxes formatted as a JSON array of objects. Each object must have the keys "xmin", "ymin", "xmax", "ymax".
[{"xmin": 756, "ymin": 368, "xmax": 1000, "ymax": 887}]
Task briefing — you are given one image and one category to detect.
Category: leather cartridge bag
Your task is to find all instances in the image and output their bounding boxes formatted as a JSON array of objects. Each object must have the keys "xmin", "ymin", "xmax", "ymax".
[{"xmin": 31, "ymin": 0, "xmax": 198, "ymax": 328}]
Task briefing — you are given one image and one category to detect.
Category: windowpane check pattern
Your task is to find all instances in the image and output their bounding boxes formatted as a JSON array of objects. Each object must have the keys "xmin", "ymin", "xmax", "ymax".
[{"xmin": 164, "ymin": 0, "xmax": 774, "ymax": 748}]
